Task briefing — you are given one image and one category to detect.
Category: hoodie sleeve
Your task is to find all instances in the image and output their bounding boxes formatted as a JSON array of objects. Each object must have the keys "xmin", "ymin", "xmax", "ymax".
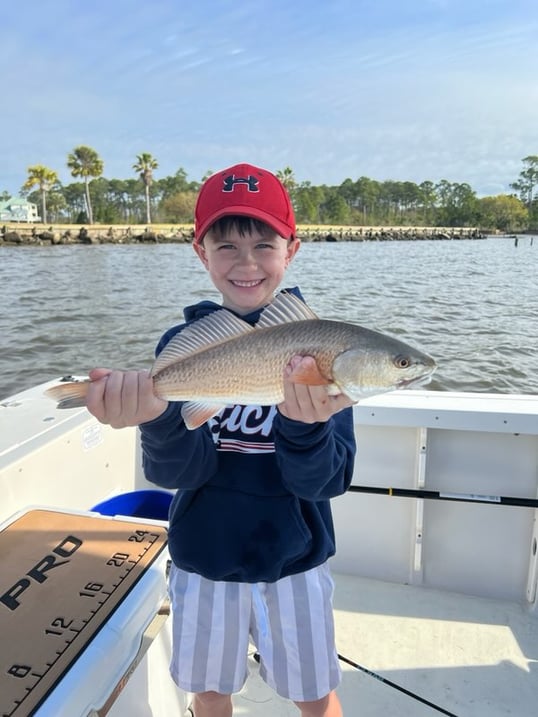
[
  {"xmin": 139, "ymin": 311, "xmax": 222, "ymax": 490},
  {"xmin": 139, "ymin": 402, "xmax": 218, "ymax": 490},
  {"xmin": 272, "ymin": 406, "xmax": 356, "ymax": 500}
]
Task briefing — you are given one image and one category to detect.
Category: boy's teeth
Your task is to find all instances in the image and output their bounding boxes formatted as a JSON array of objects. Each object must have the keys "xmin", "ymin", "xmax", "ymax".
[{"xmin": 234, "ymin": 280, "xmax": 261, "ymax": 287}]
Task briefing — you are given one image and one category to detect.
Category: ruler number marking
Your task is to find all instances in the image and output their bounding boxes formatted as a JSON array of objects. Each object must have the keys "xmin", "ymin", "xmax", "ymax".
[
  {"xmin": 128, "ymin": 529, "xmax": 150, "ymax": 543},
  {"xmin": 79, "ymin": 581, "xmax": 104, "ymax": 599},
  {"xmin": 106, "ymin": 552, "xmax": 130, "ymax": 567},
  {"xmin": 44, "ymin": 617, "xmax": 74, "ymax": 637}
]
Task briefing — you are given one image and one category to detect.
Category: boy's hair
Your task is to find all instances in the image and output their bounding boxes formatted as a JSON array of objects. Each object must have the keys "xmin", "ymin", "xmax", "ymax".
[
  {"xmin": 205, "ymin": 216, "xmax": 280, "ymax": 241},
  {"xmin": 194, "ymin": 162, "xmax": 296, "ymax": 244}
]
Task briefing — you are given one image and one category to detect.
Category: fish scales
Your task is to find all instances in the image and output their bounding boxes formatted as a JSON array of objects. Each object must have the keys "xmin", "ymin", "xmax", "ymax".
[{"xmin": 152, "ymin": 319, "xmax": 350, "ymax": 405}]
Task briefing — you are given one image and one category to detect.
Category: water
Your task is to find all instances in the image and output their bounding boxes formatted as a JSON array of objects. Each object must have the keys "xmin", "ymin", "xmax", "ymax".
[{"xmin": 1, "ymin": 236, "xmax": 537, "ymax": 400}]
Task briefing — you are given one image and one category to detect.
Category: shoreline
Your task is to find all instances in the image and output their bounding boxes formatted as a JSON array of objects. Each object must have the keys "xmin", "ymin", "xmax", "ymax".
[{"xmin": 0, "ymin": 223, "xmax": 488, "ymax": 246}]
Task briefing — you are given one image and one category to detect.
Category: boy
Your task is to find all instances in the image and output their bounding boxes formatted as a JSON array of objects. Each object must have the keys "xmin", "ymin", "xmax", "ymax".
[{"xmin": 86, "ymin": 163, "xmax": 356, "ymax": 717}]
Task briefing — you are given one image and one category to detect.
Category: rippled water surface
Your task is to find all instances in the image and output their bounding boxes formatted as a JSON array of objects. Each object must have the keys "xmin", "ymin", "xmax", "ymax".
[{"xmin": 1, "ymin": 236, "xmax": 537, "ymax": 400}]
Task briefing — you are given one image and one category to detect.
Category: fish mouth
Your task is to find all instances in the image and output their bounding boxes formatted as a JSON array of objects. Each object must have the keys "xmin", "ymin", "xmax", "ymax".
[{"xmin": 397, "ymin": 372, "xmax": 435, "ymax": 389}]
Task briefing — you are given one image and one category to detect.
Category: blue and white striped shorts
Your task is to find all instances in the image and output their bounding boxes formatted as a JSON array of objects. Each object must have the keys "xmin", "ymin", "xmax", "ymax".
[{"xmin": 168, "ymin": 562, "xmax": 341, "ymax": 702}]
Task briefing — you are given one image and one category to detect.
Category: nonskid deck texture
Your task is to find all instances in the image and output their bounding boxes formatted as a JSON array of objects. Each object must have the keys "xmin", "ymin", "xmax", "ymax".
[{"xmin": 229, "ymin": 573, "xmax": 538, "ymax": 717}]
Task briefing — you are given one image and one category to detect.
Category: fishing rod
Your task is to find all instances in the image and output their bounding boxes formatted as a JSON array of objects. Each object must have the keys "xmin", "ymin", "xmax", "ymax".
[
  {"xmin": 337, "ymin": 652, "xmax": 459, "ymax": 717},
  {"xmin": 252, "ymin": 651, "xmax": 459, "ymax": 716},
  {"xmin": 347, "ymin": 484, "xmax": 538, "ymax": 509}
]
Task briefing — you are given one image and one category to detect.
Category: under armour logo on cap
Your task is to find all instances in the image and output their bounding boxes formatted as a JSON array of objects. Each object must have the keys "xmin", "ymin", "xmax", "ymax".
[{"xmin": 222, "ymin": 174, "xmax": 259, "ymax": 192}]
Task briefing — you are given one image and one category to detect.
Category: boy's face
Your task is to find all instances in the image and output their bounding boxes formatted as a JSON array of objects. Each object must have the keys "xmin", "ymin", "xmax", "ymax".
[{"xmin": 194, "ymin": 226, "xmax": 300, "ymax": 314}]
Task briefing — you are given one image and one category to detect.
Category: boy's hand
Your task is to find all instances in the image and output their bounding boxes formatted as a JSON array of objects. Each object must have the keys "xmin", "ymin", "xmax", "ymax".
[
  {"xmin": 86, "ymin": 368, "xmax": 168, "ymax": 428},
  {"xmin": 278, "ymin": 356, "xmax": 355, "ymax": 423}
]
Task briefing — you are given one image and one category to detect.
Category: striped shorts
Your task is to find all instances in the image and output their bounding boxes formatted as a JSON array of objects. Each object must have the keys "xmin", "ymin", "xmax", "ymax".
[{"xmin": 168, "ymin": 562, "xmax": 341, "ymax": 702}]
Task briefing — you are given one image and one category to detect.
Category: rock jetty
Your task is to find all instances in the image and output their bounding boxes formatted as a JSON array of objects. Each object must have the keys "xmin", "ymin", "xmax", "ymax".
[
  {"xmin": 0, "ymin": 224, "xmax": 485, "ymax": 246},
  {"xmin": 298, "ymin": 226, "xmax": 484, "ymax": 242},
  {"xmin": 0, "ymin": 224, "xmax": 193, "ymax": 246}
]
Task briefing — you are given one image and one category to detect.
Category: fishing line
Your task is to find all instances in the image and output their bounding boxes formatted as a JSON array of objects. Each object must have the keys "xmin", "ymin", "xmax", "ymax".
[
  {"xmin": 347, "ymin": 484, "xmax": 538, "ymax": 508},
  {"xmin": 337, "ymin": 653, "xmax": 459, "ymax": 716}
]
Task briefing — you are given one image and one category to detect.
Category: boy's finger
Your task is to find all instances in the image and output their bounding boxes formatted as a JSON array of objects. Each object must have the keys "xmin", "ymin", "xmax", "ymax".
[{"xmin": 88, "ymin": 367, "xmax": 113, "ymax": 381}]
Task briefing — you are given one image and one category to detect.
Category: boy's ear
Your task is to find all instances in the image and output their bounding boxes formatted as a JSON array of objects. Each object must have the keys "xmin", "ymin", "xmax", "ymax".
[
  {"xmin": 193, "ymin": 240, "xmax": 209, "ymax": 268},
  {"xmin": 286, "ymin": 237, "xmax": 301, "ymax": 265}
]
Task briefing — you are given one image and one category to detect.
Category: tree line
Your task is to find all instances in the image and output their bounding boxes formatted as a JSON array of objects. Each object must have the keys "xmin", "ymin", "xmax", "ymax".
[{"xmin": 4, "ymin": 147, "xmax": 538, "ymax": 231}]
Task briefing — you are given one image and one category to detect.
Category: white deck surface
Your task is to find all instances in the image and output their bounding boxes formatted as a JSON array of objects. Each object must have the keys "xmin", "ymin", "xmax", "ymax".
[{"xmin": 231, "ymin": 573, "xmax": 538, "ymax": 717}]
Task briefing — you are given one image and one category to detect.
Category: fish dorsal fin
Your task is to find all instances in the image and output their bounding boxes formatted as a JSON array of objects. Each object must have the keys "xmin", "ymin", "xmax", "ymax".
[
  {"xmin": 255, "ymin": 292, "xmax": 319, "ymax": 330},
  {"xmin": 151, "ymin": 309, "xmax": 254, "ymax": 376}
]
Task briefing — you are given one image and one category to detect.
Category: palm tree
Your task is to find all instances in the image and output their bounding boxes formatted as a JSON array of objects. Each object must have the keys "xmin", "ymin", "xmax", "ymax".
[
  {"xmin": 22, "ymin": 165, "xmax": 58, "ymax": 223},
  {"xmin": 276, "ymin": 166, "xmax": 296, "ymax": 193},
  {"xmin": 133, "ymin": 153, "xmax": 158, "ymax": 223},
  {"xmin": 276, "ymin": 166, "xmax": 297, "ymax": 209},
  {"xmin": 67, "ymin": 146, "xmax": 104, "ymax": 224}
]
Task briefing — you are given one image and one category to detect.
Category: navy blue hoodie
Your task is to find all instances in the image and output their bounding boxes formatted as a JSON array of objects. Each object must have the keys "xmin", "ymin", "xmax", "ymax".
[{"xmin": 140, "ymin": 287, "xmax": 356, "ymax": 583}]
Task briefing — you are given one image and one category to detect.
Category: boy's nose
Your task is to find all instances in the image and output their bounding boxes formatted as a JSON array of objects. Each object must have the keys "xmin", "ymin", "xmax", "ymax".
[{"xmin": 236, "ymin": 248, "xmax": 257, "ymax": 266}]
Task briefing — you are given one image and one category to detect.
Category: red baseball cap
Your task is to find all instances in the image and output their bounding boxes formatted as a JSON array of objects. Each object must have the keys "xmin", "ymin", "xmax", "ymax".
[{"xmin": 194, "ymin": 163, "xmax": 296, "ymax": 243}]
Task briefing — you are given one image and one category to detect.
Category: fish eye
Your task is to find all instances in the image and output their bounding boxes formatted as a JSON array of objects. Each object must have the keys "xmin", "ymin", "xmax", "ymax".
[{"xmin": 394, "ymin": 355, "xmax": 411, "ymax": 369}]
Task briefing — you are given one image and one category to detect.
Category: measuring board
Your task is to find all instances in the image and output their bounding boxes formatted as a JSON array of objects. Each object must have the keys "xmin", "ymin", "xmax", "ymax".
[{"xmin": 0, "ymin": 508, "xmax": 169, "ymax": 717}]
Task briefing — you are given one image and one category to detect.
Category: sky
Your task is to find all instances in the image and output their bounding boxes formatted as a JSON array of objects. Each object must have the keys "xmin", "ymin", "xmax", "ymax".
[{"xmin": 2, "ymin": 0, "xmax": 538, "ymax": 198}]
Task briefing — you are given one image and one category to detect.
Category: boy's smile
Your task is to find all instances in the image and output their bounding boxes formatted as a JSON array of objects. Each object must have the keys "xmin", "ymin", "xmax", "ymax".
[{"xmin": 194, "ymin": 229, "xmax": 300, "ymax": 315}]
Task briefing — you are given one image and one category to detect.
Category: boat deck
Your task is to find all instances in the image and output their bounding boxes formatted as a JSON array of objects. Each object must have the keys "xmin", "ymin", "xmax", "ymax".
[
  {"xmin": 232, "ymin": 573, "xmax": 538, "ymax": 717},
  {"xmin": 3, "ymin": 386, "xmax": 538, "ymax": 716}
]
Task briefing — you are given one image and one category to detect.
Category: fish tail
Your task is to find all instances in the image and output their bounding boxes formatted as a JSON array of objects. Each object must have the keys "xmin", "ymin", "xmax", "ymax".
[{"xmin": 45, "ymin": 380, "xmax": 90, "ymax": 409}]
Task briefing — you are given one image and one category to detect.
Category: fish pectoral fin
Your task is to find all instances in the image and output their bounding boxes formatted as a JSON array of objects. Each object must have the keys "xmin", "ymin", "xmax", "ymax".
[
  {"xmin": 288, "ymin": 360, "xmax": 329, "ymax": 386},
  {"xmin": 181, "ymin": 401, "xmax": 223, "ymax": 430},
  {"xmin": 255, "ymin": 291, "xmax": 318, "ymax": 329}
]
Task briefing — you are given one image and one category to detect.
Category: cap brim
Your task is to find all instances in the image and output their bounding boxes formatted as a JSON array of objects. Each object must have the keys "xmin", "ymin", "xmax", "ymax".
[{"xmin": 195, "ymin": 206, "xmax": 294, "ymax": 243}]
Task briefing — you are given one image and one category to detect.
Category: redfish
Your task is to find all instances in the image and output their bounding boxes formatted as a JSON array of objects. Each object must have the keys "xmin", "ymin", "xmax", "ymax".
[{"xmin": 46, "ymin": 292, "xmax": 436, "ymax": 429}]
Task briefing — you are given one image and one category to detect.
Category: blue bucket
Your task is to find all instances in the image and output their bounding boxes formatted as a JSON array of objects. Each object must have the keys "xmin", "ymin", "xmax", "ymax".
[{"xmin": 91, "ymin": 489, "xmax": 172, "ymax": 521}]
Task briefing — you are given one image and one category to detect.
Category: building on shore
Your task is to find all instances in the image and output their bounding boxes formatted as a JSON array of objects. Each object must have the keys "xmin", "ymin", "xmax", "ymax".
[{"xmin": 0, "ymin": 198, "xmax": 40, "ymax": 222}]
